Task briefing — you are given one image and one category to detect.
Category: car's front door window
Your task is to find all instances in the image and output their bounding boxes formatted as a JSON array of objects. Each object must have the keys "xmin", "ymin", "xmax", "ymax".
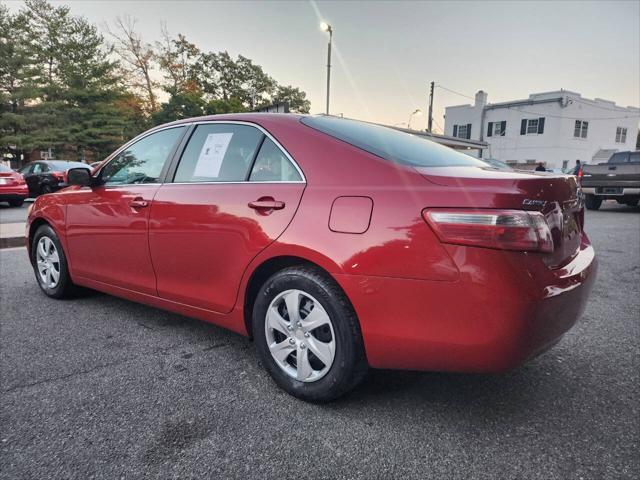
[{"xmin": 101, "ymin": 127, "xmax": 185, "ymax": 185}]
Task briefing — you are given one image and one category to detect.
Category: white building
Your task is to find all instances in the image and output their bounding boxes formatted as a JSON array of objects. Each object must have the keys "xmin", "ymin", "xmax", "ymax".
[{"xmin": 444, "ymin": 90, "xmax": 639, "ymax": 169}]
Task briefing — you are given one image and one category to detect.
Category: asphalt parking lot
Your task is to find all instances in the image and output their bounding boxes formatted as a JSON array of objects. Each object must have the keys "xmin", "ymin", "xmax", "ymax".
[
  {"xmin": 0, "ymin": 202, "xmax": 29, "ymax": 225},
  {"xmin": 1, "ymin": 202, "xmax": 638, "ymax": 479}
]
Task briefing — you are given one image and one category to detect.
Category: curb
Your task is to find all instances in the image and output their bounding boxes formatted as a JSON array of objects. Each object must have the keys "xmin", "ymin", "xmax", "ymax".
[{"xmin": 0, "ymin": 237, "xmax": 26, "ymax": 249}]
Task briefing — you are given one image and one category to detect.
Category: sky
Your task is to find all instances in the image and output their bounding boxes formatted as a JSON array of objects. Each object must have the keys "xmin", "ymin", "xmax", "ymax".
[{"xmin": 6, "ymin": 0, "xmax": 640, "ymax": 132}]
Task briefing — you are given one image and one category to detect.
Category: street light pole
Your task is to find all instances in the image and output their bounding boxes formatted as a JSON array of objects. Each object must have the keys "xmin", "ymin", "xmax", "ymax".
[
  {"xmin": 408, "ymin": 108, "xmax": 422, "ymax": 129},
  {"xmin": 320, "ymin": 22, "xmax": 333, "ymax": 115}
]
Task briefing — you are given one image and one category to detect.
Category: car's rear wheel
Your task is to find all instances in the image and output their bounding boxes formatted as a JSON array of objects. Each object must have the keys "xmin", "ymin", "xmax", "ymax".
[
  {"xmin": 252, "ymin": 266, "xmax": 368, "ymax": 402},
  {"xmin": 8, "ymin": 199, "xmax": 24, "ymax": 207},
  {"xmin": 41, "ymin": 184, "xmax": 53, "ymax": 195},
  {"xmin": 585, "ymin": 194, "xmax": 602, "ymax": 210},
  {"xmin": 31, "ymin": 225, "xmax": 76, "ymax": 298}
]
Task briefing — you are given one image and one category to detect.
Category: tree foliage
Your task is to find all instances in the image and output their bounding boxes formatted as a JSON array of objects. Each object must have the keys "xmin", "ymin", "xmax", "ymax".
[
  {"xmin": 0, "ymin": 0, "xmax": 311, "ymax": 165},
  {"xmin": 152, "ymin": 32, "xmax": 311, "ymax": 121},
  {"xmin": 0, "ymin": 0, "xmax": 140, "ymax": 162}
]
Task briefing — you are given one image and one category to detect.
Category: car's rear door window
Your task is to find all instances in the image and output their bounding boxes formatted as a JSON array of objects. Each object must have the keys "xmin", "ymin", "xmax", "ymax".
[
  {"xmin": 102, "ymin": 127, "xmax": 185, "ymax": 185},
  {"xmin": 174, "ymin": 124, "xmax": 264, "ymax": 183},
  {"xmin": 300, "ymin": 115, "xmax": 487, "ymax": 168},
  {"xmin": 249, "ymin": 138, "xmax": 302, "ymax": 182}
]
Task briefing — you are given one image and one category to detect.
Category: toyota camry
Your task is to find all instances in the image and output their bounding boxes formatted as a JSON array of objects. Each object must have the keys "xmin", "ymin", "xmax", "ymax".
[{"xmin": 26, "ymin": 114, "xmax": 597, "ymax": 401}]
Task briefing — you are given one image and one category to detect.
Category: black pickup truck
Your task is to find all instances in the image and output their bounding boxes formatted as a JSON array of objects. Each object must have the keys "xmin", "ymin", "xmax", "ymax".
[{"xmin": 581, "ymin": 151, "xmax": 640, "ymax": 210}]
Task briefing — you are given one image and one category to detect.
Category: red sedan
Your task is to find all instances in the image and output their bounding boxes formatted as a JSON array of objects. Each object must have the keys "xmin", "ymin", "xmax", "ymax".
[
  {"xmin": 0, "ymin": 164, "xmax": 29, "ymax": 207},
  {"xmin": 26, "ymin": 114, "xmax": 596, "ymax": 401}
]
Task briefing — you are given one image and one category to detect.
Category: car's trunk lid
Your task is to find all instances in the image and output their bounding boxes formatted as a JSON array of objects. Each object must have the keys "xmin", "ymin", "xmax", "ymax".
[{"xmin": 415, "ymin": 166, "xmax": 583, "ymax": 268}]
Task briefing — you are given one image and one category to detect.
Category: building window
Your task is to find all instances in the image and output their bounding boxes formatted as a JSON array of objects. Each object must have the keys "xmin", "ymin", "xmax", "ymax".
[
  {"xmin": 487, "ymin": 121, "xmax": 506, "ymax": 137},
  {"xmin": 453, "ymin": 123, "xmax": 471, "ymax": 139},
  {"xmin": 521, "ymin": 118, "xmax": 545, "ymax": 135},
  {"xmin": 615, "ymin": 127, "xmax": 627, "ymax": 143},
  {"xmin": 574, "ymin": 120, "xmax": 588, "ymax": 139}
]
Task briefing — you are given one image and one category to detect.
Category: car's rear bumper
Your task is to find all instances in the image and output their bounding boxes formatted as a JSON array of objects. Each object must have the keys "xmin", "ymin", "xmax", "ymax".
[
  {"xmin": 582, "ymin": 187, "xmax": 640, "ymax": 196},
  {"xmin": 336, "ymin": 233, "xmax": 597, "ymax": 372},
  {"xmin": 0, "ymin": 186, "xmax": 29, "ymax": 200}
]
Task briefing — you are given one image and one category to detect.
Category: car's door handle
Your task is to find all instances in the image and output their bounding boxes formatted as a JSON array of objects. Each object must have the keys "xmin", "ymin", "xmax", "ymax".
[
  {"xmin": 129, "ymin": 198, "xmax": 149, "ymax": 209},
  {"xmin": 248, "ymin": 199, "xmax": 285, "ymax": 211}
]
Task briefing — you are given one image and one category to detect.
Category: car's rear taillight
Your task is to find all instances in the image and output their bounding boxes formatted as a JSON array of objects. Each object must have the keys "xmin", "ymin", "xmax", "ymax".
[
  {"xmin": 52, "ymin": 172, "xmax": 65, "ymax": 181},
  {"xmin": 577, "ymin": 168, "xmax": 584, "ymax": 186},
  {"xmin": 423, "ymin": 209, "xmax": 554, "ymax": 253}
]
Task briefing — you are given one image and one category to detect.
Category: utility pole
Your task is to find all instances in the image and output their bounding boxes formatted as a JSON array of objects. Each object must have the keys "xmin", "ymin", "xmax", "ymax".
[{"xmin": 428, "ymin": 81, "xmax": 434, "ymax": 133}]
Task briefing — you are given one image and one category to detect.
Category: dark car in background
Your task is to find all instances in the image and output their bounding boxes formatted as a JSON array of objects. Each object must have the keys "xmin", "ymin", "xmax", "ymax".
[
  {"xmin": 19, "ymin": 160, "xmax": 92, "ymax": 198},
  {"xmin": 0, "ymin": 164, "xmax": 29, "ymax": 207}
]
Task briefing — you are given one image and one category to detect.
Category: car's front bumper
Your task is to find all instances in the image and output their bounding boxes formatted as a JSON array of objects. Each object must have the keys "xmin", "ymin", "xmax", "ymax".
[{"xmin": 336, "ymin": 233, "xmax": 597, "ymax": 372}]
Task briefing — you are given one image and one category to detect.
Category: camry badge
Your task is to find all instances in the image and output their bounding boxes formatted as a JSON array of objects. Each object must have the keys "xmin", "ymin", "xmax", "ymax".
[{"xmin": 522, "ymin": 199, "xmax": 547, "ymax": 208}]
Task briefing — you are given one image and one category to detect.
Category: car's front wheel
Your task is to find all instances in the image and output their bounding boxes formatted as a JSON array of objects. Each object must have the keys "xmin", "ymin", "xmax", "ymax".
[
  {"xmin": 31, "ymin": 224, "xmax": 76, "ymax": 298},
  {"xmin": 253, "ymin": 266, "xmax": 368, "ymax": 402}
]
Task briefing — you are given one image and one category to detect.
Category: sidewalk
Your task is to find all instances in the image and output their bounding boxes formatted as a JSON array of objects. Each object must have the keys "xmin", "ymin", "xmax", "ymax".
[{"xmin": 0, "ymin": 222, "xmax": 26, "ymax": 249}]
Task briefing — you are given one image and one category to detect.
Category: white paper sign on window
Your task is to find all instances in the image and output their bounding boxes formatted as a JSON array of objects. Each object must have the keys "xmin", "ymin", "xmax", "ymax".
[{"xmin": 193, "ymin": 133, "xmax": 233, "ymax": 178}]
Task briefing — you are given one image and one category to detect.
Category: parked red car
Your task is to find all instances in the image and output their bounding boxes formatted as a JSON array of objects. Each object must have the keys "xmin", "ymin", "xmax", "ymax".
[
  {"xmin": 0, "ymin": 164, "xmax": 29, "ymax": 207},
  {"xmin": 26, "ymin": 114, "xmax": 596, "ymax": 401}
]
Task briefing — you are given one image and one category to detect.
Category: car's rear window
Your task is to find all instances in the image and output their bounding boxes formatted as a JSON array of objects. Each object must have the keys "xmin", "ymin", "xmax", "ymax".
[
  {"xmin": 300, "ymin": 116, "xmax": 486, "ymax": 168},
  {"xmin": 0, "ymin": 164, "xmax": 13, "ymax": 173}
]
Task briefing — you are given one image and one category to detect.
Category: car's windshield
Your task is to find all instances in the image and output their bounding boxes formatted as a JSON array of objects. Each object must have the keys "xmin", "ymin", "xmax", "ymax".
[{"xmin": 300, "ymin": 115, "xmax": 486, "ymax": 168}]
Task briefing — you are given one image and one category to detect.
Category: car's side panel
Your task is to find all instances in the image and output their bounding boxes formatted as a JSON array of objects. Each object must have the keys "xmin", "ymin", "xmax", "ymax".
[
  {"xmin": 26, "ymin": 194, "xmax": 69, "ymax": 261},
  {"xmin": 148, "ymin": 182, "xmax": 305, "ymax": 313},
  {"xmin": 64, "ymin": 184, "xmax": 160, "ymax": 295},
  {"xmin": 72, "ymin": 274, "xmax": 245, "ymax": 335}
]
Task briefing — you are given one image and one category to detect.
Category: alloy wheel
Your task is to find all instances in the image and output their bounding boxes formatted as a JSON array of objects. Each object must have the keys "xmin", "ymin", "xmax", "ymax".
[
  {"xmin": 264, "ymin": 289, "xmax": 336, "ymax": 382},
  {"xmin": 36, "ymin": 236, "xmax": 61, "ymax": 288}
]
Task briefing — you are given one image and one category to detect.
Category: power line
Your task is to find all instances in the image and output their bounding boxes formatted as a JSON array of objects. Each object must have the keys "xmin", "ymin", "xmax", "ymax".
[{"xmin": 435, "ymin": 84, "xmax": 475, "ymax": 100}]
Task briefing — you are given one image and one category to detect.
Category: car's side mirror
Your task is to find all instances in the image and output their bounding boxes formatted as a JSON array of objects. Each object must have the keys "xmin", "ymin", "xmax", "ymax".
[{"xmin": 67, "ymin": 168, "xmax": 92, "ymax": 187}]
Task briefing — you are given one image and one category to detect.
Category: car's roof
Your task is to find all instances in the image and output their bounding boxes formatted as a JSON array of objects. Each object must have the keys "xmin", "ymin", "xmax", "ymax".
[{"xmin": 154, "ymin": 112, "xmax": 304, "ymax": 131}]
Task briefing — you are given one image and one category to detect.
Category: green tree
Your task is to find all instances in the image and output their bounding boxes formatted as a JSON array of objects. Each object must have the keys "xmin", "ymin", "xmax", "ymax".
[
  {"xmin": 152, "ymin": 91, "xmax": 205, "ymax": 125},
  {"xmin": 0, "ymin": 0, "xmax": 139, "ymax": 161},
  {"xmin": 156, "ymin": 27, "xmax": 200, "ymax": 95},
  {"xmin": 272, "ymin": 85, "xmax": 311, "ymax": 113}
]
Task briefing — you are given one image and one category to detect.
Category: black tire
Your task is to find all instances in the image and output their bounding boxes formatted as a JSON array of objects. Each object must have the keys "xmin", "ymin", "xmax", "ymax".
[
  {"xmin": 41, "ymin": 184, "xmax": 53, "ymax": 195},
  {"xmin": 8, "ymin": 199, "xmax": 24, "ymax": 207},
  {"xmin": 585, "ymin": 194, "xmax": 602, "ymax": 211},
  {"xmin": 31, "ymin": 224, "xmax": 77, "ymax": 299},
  {"xmin": 625, "ymin": 198, "xmax": 639, "ymax": 207},
  {"xmin": 252, "ymin": 266, "xmax": 368, "ymax": 402}
]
